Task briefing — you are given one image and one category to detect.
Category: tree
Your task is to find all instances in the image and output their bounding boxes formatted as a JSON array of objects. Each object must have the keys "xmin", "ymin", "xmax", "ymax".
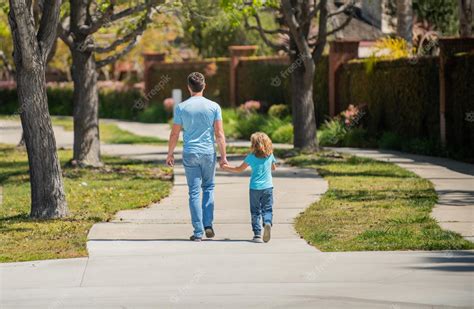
[
  {"xmin": 227, "ymin": 0, "xmax": 354, "ymax": 150},
  {"xmin": 181, "ymin": 0, "xmax": 275, "ymax": 57},
  {"xmin": 8, "ymin": 0, "xmax": 68, "ymax": 218},
  {"xmin": 413, "ymin": 0, "xmax": 458, "ymax": 36},
  {"xmin": 397, "ymin": 0, "xmax": 414, "ymax": 43},
  {"xmin": 459, "ymin": 0, "xmax": 473, "ymax": 37},
  {"xmin": 59, "ymin": 0, "xmax": 164, "ymax": 166}
]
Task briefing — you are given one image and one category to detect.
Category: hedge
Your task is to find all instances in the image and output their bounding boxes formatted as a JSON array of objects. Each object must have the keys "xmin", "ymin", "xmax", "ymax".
[
  {"xmin": 337, "ymin": 57, "xmax": 440, "ymax": 140},
  {"xmin": 146, "ymin": 56, "xmax": 329, "ymax": 126},
  {"xmin": 0, "ymin": 85, "xmax": 144, "ymax": 121},
  {"xmin": 446, "ymin": 54, "xmax": 474, "ymax": 158},
  {"xmin": 146, "ymin": 59, "xmax": 230, "ymax": 107}
]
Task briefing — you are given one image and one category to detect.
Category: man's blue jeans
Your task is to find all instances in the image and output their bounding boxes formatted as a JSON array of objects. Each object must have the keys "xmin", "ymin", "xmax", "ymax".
[
  {"xmin": 249, "ymin": 188, "xmax": 273, "ymax": 236},
  {"xmin": 182, "ymin": 152, "xmax": 216, "ymax": 238}
]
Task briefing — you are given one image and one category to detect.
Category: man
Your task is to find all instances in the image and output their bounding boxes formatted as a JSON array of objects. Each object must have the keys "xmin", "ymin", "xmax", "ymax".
[{"xmin": 166, "ymin": 72, "xmax": 228, "ymax": 242}]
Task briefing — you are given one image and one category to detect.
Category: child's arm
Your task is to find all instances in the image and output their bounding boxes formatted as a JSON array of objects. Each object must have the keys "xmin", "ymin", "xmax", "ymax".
[
  {"xmin": 272, "ymin": 163, "xmax": 277, "ymax": 171},
  {"xmin": 222, "ymin": 162, "xmax": 249, "ymax": 173}
]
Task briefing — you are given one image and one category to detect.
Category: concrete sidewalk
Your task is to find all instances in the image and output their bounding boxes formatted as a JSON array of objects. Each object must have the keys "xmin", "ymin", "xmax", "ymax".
[{"xmin": 330, "ymin": 148, "xmax": 474, "ymax": 242}]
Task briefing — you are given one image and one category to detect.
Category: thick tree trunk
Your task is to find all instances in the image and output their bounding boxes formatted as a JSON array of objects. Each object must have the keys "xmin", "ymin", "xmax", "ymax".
[
  {"xmin": 16, "ymin": 65, "xmax": 68, "ymax": 218},
  {"xmin": 459, "ymin": 0, "xmax": 473, "ymax": 37},
  {"xmin": 397, "ymin": 0, "xmax": 413, "ymax": 43},
  {"xmin": 290, "ymin": 54, "xmax": 318, "ymax": 151},
  {"xmin": 71, "ymin": 47, "xmax": 101, "ymax": 166}
]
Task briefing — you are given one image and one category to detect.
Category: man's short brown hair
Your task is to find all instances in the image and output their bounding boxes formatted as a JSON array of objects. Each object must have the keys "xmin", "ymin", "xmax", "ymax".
[{"xmin": 187, "ymin": 72, "xmax": 205, "ymax": 92}]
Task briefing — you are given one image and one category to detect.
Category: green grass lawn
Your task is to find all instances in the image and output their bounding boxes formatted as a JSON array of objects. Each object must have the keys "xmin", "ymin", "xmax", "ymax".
[
  {"xmin": 0, "ymin": 144, "xmax": 172, "ymax": 263},
  {"xmin": 284, "ymin": 152, "xmax": 474, "ymax": 251},
  {"xmin": 0, "ymin": 115, "xmax": 169, "ymax": 145}
]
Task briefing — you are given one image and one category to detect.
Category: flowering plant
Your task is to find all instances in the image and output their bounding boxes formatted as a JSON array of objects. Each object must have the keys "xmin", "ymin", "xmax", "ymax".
[
  {"xmin": 340, "ymin": 104, "xmax": 366, "ymax": 128},
  {"xmin": 239, "ymin": 100, "xmax": 261, "ymax": 113}
]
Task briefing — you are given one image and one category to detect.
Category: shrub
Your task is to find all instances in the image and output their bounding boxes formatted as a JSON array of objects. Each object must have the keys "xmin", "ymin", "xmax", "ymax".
[
  {"xmin": 235, "ymin": 112, "xmax": 265, "ymax": 139},
  {"xmin": 221, "ymin": 108, "xmax": 239, "ymax": 138},
  {"xmin": 343, "ymin": 128, "xmax": 369, "ymax": 147},
  {"xmin": 268, "ymin": 104, "xmax": 289, "ymax": 119},
  {"xmin": 262, "ymin": 116, "xmax": 288, "ymax": 134},
  {"xmin": 378, "ymin": 132, "xmax": 403, "ymax": 150},
  {"xmin": 317, "ymin": 119, "xmax": 346, "ymax": 146},
  {"xmin": 136, "ymin": 104, "xmax": 168, "ymax": 123},
  {"xmin": 271, "ymin": 123, "xmax": 293, "ymax": 144},
  {"xmin": 401, "ymin": 137, "xmax": 445, "ymax": 156}
]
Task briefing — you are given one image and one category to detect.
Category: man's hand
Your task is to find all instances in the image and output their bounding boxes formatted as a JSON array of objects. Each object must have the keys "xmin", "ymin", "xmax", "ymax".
[
  {"xmin": 219, "ymin": 157, "xmax": 228, "ymax": 168},
  {"xmin": 166, "ymin": 154, "xmax": 175, "ymax": 167}
]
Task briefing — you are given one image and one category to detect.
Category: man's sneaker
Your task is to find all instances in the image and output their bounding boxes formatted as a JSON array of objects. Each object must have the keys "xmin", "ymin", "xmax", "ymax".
[
  {"xmin": 252, "ymin": 235, "xmax": 263, "ymax": 243},
  {"xmin": 263, "ymin": 224, "xmax": 272, "ymax": 243},
  {"xmin": 190, "ymin": 235, "xmax": 202, "ymax": 242},
  {"xmin": 205, "ymin": 226, "xmax": 215, "ymax": 238}
]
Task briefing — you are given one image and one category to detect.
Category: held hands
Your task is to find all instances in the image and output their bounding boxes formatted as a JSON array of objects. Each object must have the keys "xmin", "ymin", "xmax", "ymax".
[{"xmin": 219, "ymin": 157, "xmax": 228, "ymax": 169}]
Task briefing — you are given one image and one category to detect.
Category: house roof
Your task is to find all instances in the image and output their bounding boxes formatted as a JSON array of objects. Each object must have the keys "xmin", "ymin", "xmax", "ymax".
[{"xmin": 329, "ymin": 2, "xmax": 385, "ymax": 41}]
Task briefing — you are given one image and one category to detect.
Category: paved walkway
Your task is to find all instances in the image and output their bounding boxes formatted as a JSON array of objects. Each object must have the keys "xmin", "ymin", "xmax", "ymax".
[
  {"xmin": 331, "ymin": 148, "xmax": 474, "ymax": 242},
  {"xmin": 1, "ymin": 120, "xmax": 473, "ymax": 308}
]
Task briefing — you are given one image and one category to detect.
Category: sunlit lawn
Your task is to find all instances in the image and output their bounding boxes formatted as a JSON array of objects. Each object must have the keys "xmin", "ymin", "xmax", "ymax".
[
  {"xmin": 285, "ymin": 152, "xmax": 474, "ymax": 251},
  {"xmin": 0, "ymin": 115, "xmax": 169, "ymax": 145},
  {"xmin": 0, "ymin": 145, "xmax": 172, "ymax": 262}
]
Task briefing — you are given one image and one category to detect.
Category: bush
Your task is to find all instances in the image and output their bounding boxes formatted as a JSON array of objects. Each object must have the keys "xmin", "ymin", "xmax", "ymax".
[
  {"xmin": 271, "ymin": 123, "xmax": 293, "ymax": 144},
  {"xmin": 378, "ymin": 132, "xmax": 402, "ymax": 150},
  {"xmin": 235, "ymin": 112, "xmax": 266, "ymax": 139},
  {"xmin": 0, "ymin": 83, "xmax": 171, "ymax": 123},
  {"xmin": 262, "ymin": 116, "xmax": 288, "ymax": 133},
  {"xmin": 317, "ymin": 119, "xmax": 346, "ymax": 146},
  {"xmin": 136, "ymin": 104, "xmax": 168, "ymax": 123},
  {"xmin": 401, "ymin": 137, "xmax": 445, "ymax": 156},
  {"xmin": 343, "ymin": 128, "xmax": 370, "ymax": 147},
  {"xmin": 268, "ymin": 104, "xmax": 289, "ymax": 119}
]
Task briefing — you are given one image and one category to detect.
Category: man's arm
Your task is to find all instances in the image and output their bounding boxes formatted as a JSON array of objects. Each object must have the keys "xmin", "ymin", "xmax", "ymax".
[
  {"xmin": 214, "ymin": 120, "xmax": 227, "ymax": 167},
  {"xmin": 166, "ymin": 124, "xmax": 181, "ymax": 166}
]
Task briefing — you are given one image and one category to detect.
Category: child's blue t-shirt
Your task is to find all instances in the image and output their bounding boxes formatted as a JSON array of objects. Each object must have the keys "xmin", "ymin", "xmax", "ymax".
[{"xmin": 244, "ymin": 153, "xmax": 276, "ymax": 190}]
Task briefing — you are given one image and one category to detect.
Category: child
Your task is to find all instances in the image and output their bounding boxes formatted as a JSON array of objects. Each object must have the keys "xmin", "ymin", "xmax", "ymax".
[{"xmin": 222, "ymin": 132, "xmax": 277, "ymax": 243}]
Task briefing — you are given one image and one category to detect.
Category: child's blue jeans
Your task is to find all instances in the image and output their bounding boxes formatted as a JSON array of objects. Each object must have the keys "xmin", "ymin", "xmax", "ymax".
[{"xmin": 249, "ymin": 188, "xmax": 273, "ymax": 236}]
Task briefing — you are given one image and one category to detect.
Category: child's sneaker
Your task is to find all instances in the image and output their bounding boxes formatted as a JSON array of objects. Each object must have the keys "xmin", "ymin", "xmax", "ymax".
[
  {"xmin": 263, "ymin": 223, "xmax": 271, "ymax": 243},
  {"xmin": 252, "ymin": 235, "xmax": 263, "ymax": 243}
]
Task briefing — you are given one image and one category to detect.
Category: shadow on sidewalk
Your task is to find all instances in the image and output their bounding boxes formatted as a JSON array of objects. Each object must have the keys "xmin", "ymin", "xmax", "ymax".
[{"xmin": 88, "ymin": 238, "xmax": 255, "ymax": 243}]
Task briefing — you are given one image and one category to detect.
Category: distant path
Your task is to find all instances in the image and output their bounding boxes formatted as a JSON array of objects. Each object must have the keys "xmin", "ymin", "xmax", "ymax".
[{"xmin": 331, "ymin": 147, "xmax": 474, "ymax": 242}]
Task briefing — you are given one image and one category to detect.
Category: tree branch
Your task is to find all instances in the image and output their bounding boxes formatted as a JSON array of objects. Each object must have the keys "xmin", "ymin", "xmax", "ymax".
[
  {"xmin": 95, "ymin": 37, "xmax": 138, "ymax": 68},
  {"xmin": 244, "ymin": 14, "xmax": 288, "ymax": 52},
  {"xmin": 281, "ymin": 0, "xmax": 312, "ymax": 58},
  {"xmin": 58, "ymin": 22, "xmax": 74, "ymax": 49},
  {"xmin": 84, "ymin": 0, "xmax": 163, "ymax": 35},
  {"xmin": 311, "ymin": 0, "xmax": 328, "ymax": 61},
  {"xmin": 79, "ymin": 2, "xmax": 115, "ymax": 35},
  {"xmin": 328, "ymin": 0, "xmax": 355, "ymax": 17},
  {"xmin": 37, "ymin": 0, "xmax": 62, "ymax": 63},
  {"xmin": 94, "ymin": 15, "xmax": 148, "ymax": 53},
  {"xmin": 8, "ymin": 0, "xmax": 37, "ymax": 69}
]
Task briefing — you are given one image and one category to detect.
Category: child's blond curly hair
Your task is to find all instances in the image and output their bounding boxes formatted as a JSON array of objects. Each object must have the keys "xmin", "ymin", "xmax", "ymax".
[{"xmin": 250, "ymin": 132, "xmax": 273, "ymax": 158}]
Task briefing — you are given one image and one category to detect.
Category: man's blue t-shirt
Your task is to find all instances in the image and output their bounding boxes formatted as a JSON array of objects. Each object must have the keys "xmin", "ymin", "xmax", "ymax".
[
  {"xmin": 173, "ymin": 96, "xmax": 222, "ymax": 154},
  {"xmin": 244, "ymin": 153, "xmax": 277, "ymax": 190}
]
